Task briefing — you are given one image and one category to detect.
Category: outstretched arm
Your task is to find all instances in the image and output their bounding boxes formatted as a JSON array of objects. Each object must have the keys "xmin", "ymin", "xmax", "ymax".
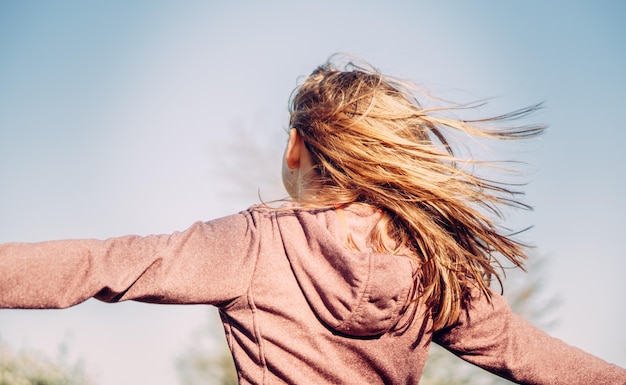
[
  {"xmin": 0, "ymin": 211, "xmax": 258, "ymax": 309},
  {"xmin": 433, "ymin": 288, "xmax": 626, "ymax": 385}
]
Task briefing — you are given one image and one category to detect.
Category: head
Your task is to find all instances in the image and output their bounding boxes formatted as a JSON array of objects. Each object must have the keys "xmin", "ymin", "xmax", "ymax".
[
  {"xmin": 283, "ymin": 55, "xmax": 543, "ymax": 330},
  {"xmin": 285, "ymin": 57, "xmax": 440, "ymax": 206}
]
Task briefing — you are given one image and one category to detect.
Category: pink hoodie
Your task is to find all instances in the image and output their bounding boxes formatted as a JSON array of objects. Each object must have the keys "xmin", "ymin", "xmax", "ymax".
[{"xmin": 1, "ymin": 204, "xmax": 625, "ymax": 384}]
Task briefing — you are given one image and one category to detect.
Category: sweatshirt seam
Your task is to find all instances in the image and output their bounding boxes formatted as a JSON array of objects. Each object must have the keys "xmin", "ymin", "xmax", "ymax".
[
  {"xmin": 238, "ymin": 209, "xmax": 270, "ymax": 383},
  {"xmin": 334, "ymin": 252, "xmax": 373, "ymax": 333},
  {"xmin": 247, "ymin": 288, "xmax": 268, "ymax": 384},
  {"xmin": 246, "ymin": 210, "xmax": 272, "ymax": 384}
]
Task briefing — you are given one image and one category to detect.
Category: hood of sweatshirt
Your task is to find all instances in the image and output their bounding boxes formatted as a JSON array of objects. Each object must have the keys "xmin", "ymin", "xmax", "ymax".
[{"xmin": 276, "ymin": 204, "xmax": 418, "ymax": 337}]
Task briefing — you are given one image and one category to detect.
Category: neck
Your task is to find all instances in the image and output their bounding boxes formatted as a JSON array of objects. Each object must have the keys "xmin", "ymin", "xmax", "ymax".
[{"xmin": 294, "ymin": 168, "xmax": 321, "ymax": 201}]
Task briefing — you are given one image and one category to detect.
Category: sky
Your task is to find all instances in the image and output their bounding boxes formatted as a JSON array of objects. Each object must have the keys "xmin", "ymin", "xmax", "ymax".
[{"xmin": 0, "ymin": 1, "xmax": 624, "ymax": 384}]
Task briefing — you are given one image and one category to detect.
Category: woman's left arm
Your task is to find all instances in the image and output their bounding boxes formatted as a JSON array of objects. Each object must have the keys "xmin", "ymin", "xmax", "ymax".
[{"xmin": 0, "ymin": 211, "xmax": 259, "ymax": 309}]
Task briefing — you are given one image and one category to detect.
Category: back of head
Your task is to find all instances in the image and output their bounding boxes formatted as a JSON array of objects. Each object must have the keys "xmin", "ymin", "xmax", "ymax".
[
  {"xmin": 289, "ymin": 55, "xmax": 544, "ymax": 330},
  {"xmin": 290, "ymin": 59, "xmax": 433, "ymax": 197}
]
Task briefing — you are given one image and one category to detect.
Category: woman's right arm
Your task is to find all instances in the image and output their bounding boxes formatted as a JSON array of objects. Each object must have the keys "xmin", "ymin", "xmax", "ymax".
[
  {"xmin": 433, "ymin": 288, "xmax": 626, "ymax": 385},
  {"xmin": 0, "ymin": 211, "xmax": 259, "ymax": 309}
]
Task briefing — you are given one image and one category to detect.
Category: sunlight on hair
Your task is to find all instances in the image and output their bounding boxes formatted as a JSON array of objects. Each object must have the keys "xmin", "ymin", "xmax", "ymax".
[{"xmin": 288, "ymin": 54, "xmax": 545, "ymax": 330}]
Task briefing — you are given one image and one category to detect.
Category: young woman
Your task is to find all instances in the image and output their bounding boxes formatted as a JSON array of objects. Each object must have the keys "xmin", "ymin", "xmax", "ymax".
[{"xmin": 1, "ymin": 56, "xmax": 625, "ymax": 384}]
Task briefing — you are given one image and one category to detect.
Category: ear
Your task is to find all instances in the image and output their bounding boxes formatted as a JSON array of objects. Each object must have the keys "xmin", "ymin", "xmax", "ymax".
[{"xmin": 285, "ymin": 128, "xmax": 302, "ymax": 169}]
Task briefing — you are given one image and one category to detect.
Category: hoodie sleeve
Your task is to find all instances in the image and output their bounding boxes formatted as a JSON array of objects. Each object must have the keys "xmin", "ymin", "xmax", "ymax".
[
  {"xmin": 0, "ymin": 211, "xmax": 258, "ymax": 309},
  {"xmin": 433, "ymin": 289, "xmax": 626, "ymax": 385}
]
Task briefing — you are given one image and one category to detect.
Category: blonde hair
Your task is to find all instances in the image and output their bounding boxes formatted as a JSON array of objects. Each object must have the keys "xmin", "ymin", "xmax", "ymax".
[{"xmin": 289, "ymin": 55, "xmax": 544, "ymax": 330}]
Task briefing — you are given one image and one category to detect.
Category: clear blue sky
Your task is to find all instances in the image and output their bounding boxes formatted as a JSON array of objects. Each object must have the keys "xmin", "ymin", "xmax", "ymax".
[{"xmin": 1, "ymin": 2, "xmax": 624, "ymax": 384}]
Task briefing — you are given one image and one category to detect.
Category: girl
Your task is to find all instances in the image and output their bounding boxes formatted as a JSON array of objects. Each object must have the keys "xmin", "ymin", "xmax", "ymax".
[{"xmin": 1, "ymin": 56, "xmax": 625, "ymax": 385}]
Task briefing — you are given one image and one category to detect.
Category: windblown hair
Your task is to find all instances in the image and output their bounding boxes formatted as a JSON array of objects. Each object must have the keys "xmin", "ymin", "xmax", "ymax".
[{"xmin": 288, "ymin": 55, "xmax": 544, "ymax": 330}]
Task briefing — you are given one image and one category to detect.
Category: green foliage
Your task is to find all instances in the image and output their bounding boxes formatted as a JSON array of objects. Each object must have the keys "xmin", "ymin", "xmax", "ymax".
[
  {"xmin": 420, "ymin": 344, "xmax": 502, "ymax": 385},
  {"xmin": 0, "ymin": 342, "xmax": 92, "ymax": 385},
  {"xmin": 176, "ymin": 310, "xmax": 238, "ymax": 385},
  {"xmin": 177, "ymin": 348, "xmax": 237, "ymax": 385}
]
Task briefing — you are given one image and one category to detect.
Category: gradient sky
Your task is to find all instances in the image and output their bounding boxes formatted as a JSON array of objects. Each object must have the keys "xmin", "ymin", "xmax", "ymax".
[{"xmin": 1, "ymin": 2, "xmax": 624, "ymax": 384}]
